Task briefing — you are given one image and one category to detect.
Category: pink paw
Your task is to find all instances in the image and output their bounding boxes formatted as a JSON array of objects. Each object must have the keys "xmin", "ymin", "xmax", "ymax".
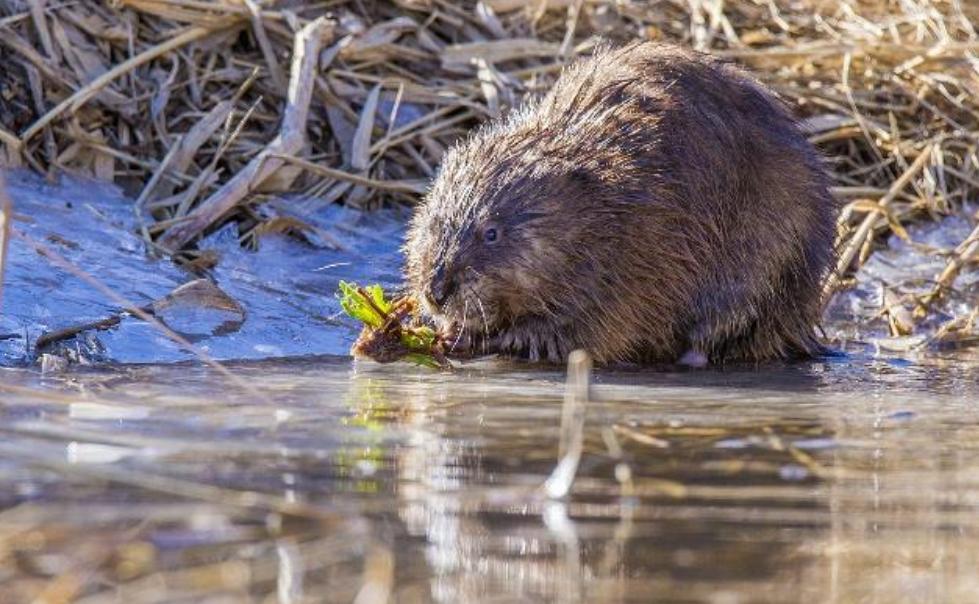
[{"xmin": 677, "ymin": 349, "xmax": 708, "ymax": 368}]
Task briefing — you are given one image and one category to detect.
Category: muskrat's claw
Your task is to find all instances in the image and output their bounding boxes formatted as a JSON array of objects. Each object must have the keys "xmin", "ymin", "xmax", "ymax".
[
  {"xmin": 439, "ymin": 322, "xmax": 474, "ymax": 357},
  {"xmin": 432, "ymin": 321, "xmax": 502, "ymax": 360}
]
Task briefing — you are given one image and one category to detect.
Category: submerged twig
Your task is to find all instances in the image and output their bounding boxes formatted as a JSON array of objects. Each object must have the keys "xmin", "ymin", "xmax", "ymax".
[
  {"xmin": 544, "ymin": 349, "xmax": 591, "ymax": 499},
  {"xmin": 0, "ymin": 440, "xmax": 348, "ymax": 523}
]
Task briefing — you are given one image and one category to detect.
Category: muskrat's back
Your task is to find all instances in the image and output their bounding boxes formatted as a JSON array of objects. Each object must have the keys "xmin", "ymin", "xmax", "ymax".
[{"xmin": 405, "ymin": 42, "xmax": 839, "ymax": 364}]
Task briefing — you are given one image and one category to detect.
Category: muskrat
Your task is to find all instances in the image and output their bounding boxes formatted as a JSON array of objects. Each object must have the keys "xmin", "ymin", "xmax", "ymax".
[{"xmin": 404, "ymin": 42, "xmax": 838, "ymax": 365}]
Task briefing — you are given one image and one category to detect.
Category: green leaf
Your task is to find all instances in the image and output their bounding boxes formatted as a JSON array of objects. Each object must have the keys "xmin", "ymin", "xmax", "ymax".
[
  {"xmin": 400, "ymin": 325, "xmax": 436, "ymax": 351},
  {"xmin": 337, "ymin": 280, "xmax": 387, "ymax": 328},
  {"xmin": 364, "ymin": 284, "xmax": 391, "ymax": 315}
]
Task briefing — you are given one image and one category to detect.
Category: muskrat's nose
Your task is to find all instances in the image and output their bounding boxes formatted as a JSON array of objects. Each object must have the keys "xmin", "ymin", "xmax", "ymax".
[{"xmin": 429, "ymin": 265, "xmax": 456, "ymax": 307}]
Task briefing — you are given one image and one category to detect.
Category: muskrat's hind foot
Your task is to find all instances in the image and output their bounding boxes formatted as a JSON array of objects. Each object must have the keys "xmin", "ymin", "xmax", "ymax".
[{"xmin": 677, "ymin": 349, "xmax": 709, "ymax": 368}]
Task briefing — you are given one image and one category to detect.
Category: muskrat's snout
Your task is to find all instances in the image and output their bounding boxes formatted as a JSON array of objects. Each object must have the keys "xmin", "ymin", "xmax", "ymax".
[
  {"xmin": 427, "ymin": 264, "xmax": 457, "ymax": 308},
  {"xmin": 420, "ymin": 258, "xmax": 495, "ymax": 331}
]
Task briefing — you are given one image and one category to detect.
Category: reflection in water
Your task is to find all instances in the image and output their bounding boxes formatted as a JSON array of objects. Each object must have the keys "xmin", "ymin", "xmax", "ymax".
[{"xmin": 0, "ymin": 352, "xmax": 978, "ymax": 602}]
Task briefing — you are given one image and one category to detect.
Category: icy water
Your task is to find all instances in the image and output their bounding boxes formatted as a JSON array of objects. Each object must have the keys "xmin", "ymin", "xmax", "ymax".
[
  {"xmin": 3, "ymin": 171, "xmax": 979, "ymax": 602},
  {"xmin": 1, "ymin": 352, "xmax": 979, "ymax": 603},
  {"xmin": 1, "ymin": 170, "xmax": 405, "ymax": 365}
]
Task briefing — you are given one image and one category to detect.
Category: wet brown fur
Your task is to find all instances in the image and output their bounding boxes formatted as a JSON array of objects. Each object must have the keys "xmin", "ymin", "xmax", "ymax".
[{"xmin": 404, "ymin": 42, "xmax": 839, "ymax": 364}]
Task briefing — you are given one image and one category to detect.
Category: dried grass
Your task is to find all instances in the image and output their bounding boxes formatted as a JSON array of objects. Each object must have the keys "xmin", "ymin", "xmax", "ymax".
[{"xmin": 0, "ymin": 0, "xmax": 977, "ymax": 330}]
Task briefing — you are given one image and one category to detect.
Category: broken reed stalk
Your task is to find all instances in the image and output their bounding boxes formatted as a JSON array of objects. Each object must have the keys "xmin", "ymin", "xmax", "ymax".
[
  {"xmin": 272, "ymin": 154, "xmax": 428, "ymax": 194},
  {"xmin": 135, "ymin": 99, "xmax": 234, "ymax": 209},
  {"xmin": 242, "ymin": 0, "xmax": 286, "ymax": 91},
  {"xmin": 20, "ymin": 23, "xmax": 231, "ymax": 145},
  {"xmin": 158, "ymin": 18, "xmax": 331, "ymax": 251},
  {"xmin": 923, "ymin": 222, "xmax": 979, "ymax": 307},
  {"xmin": 824, "ymin": 143, "xmax": 936, "ymax": 299}
]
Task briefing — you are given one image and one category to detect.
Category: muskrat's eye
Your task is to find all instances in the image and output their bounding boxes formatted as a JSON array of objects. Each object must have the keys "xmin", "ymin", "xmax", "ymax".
[{"xmin": 483, "ymin": 227, "xmax": 500, "ymax": 244}]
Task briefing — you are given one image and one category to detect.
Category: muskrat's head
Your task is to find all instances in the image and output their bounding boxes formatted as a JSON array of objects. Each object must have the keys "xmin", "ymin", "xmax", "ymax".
[{"xmin": 404, "ymin": 130, "xmax": 608, "ymax": 339}]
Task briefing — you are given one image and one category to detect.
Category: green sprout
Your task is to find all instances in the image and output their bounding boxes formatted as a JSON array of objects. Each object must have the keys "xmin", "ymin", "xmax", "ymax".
[
  {"xmin": 337, "ymin": 281, "xmax": 449, "ymax": 369},
  {"xmin": 338, "ymin": 281, "xmax": 390, "ymax": 329}
]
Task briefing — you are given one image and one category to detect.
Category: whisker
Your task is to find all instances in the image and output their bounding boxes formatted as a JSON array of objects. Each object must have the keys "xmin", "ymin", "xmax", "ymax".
[
  {"xmin": 462, "ymin": 267, "xmax": 492, "ymax": 355},
  {"xmin": 449, "ymin": 298, "xmax": 468, "ymax": 353},
  {"xmin": 471, "ymin": 289, "xmax": 491, "ymax": 355}
]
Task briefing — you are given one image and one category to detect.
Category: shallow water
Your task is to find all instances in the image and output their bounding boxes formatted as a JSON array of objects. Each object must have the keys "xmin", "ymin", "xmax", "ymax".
[{"xmin": 1, "ymin": 351, "xmax": 978, "ymax": 603}]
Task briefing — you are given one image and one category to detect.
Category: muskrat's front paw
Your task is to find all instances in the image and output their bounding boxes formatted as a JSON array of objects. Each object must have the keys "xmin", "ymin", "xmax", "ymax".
[
  {"xmin": 495, "ymin": 323, "xmax": 569, "ymax": 363},
  {"xmin": 437, "ymin": 324, "xmax": 501, "ymax": 359}
]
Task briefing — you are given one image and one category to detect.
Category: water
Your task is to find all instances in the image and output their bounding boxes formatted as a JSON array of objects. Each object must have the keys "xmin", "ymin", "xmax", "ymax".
[
  {"xmin": 3, "ymin": 172, "xmax": 979, "ymax": 601},
  {"xmin": 0, "ymin": 352, "xmax": 978, "ymax": 603},
  {"xmin": 1, "ymin": 169, "xmax": 404, "ymax": 365}
]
